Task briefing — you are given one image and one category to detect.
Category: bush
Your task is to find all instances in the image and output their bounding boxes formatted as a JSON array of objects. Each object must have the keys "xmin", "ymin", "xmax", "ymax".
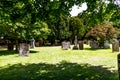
[{"xmin": 86, "ymin": 22, "xmax": 116, "ymax": 48}]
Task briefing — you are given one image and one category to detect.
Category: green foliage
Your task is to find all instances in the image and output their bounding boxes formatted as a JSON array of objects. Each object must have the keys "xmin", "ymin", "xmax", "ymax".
[
  {"xmin": 1, "ymin": 0, "xmax": 120, "ymax": 44},
  {"xmin": 0, "ymin": 0, "xmax": 51, "ymax": 41},
  {"xmin": 57, "ymin": 14, "xmax": 71, "ymax": 40},
  {"xmin": 80, "ymin": 0, "xmax": 120, "ymax": 28},
  {"xmin": 85, "ymin": 22, "xmax": 116, "ymax": 41},
  {"xmin": 33, "ymin": 21, "xmax": 51, "ymax": 40},
  {"xmin": 69, "ymin": 17, "xmax": 85, "ymax": 40}
]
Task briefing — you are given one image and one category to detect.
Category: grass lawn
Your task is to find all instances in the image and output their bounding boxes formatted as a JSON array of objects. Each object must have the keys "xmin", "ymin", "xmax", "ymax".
[{"xmin": 0, "ymin": 44, "xmax": 119, "ymax": 80}]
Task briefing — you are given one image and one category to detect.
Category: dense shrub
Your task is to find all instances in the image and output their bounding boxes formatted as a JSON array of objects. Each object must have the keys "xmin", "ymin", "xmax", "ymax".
[{"xmin": 86, "ymin": 23, "xmax": 116, "ymax": 48}]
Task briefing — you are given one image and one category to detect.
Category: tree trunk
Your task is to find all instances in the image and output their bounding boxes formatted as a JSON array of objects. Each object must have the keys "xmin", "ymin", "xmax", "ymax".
[
  {"xmin": 7, "ymin": 40, "xmax": 14, "ymax": 51},
  {"xmin": 15, "ymin": 40, "xmax": 19, "ymax": 52}
]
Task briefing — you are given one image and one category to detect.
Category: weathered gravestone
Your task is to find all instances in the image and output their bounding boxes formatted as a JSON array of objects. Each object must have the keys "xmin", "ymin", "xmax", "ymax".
[
  {"xmin": 78, "ymin": 41, "xmax": 84, "ymax": 50},
  {"xmin": 35, "ymin": 42, "xmax": 40, "ymax": 47},
  {"xmin": 19, "ymin": 43, "xmax": 30, "ymax": 56},
  {"xmin": 104, "ymin": 40, "xmax": 110, "ymax": 49},
  {"xmin": 112, "ymin": 40, "xmax": 119, "ymax": 52},
  {"xmin": 30, "ymin": 39, "xmax": 35, "ymax": 48},
  {"xmin": 73, "ymin": 36, "xmax": 78, "ymax": 50},
  {"xmin": 61, "ymin": 41, "xmax": 70, "ymax": 50},
  {"xmin": 90, "ymin": 40, "xmax": 99, "ymax": 49},
  {"xmin": 118, "ymin": 54, "xmax": 120, "ymax": 80}
]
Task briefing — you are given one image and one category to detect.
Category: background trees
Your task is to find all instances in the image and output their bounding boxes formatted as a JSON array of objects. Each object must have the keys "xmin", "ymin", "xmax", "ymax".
[
  {"xmin": 0, "ymin": 0, "xmax": 51, "ymax": 50},
  {"xmin": 85, "ymin": 22, "xmax": 116, "ymax": 48},
  {"xmin": 0, "ymin": 0, "xmax": 120, "ymax": 49},
  {"xmin": 69, "ymin": 17, "xmax": 85, "ymax": 42}
]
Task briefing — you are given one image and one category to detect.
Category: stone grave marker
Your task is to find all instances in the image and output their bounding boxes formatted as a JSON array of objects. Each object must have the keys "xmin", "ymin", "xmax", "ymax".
[
  {"xmin": 35, "ymin": 42, "xmax": 40, "ymax": 47},
  {"xmin": 90, "ymin": 40, "xmax": 99, "ymax": 49},
  {"xmin": 112, "ymin": 40, "xmax": 119, "ymax": 52},
  {"xmin": 30, "ymin": 39, "xmax": 35, "ymax": 48},
  {"xmin": 19, "ymin": 43, "xmax": 30, "ymax": 56},
  {"xmin": 104, "ymin": 40, "xmax": 110, "ymax": 49},
  {"xmin": 73, "ymin": 36, "xmax": 78, "ymax": 50},
  {"xmin": 78, "ymin": 41, "xmax": 84, "ymax": 50},
  {"xmin": 62, "ymin": 41, "xmax": 70, "ymax": 50}
]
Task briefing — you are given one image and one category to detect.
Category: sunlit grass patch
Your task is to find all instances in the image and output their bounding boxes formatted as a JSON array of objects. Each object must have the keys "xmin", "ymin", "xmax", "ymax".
[{"xmin": 0, "ymin": 44, "xmax": 119, "ymax": 80}]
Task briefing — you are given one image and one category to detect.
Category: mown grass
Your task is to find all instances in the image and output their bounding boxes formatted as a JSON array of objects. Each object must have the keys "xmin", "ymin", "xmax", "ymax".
[{"xmin": 0, "ymin": 45, "xmax": 119, "ymax": 80}]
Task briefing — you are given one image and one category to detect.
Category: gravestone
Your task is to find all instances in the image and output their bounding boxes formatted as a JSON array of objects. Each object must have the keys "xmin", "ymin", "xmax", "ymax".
[
  {"xmin": 73, "ymin": 36, "xmax": 78, "ymax": 50},
  {"xmin": 104, "ymin": 40, "xmax": 110, "ymax": 49},
  {"xmin": 35, "ymin": 42, "xmax": 40, "ymax": 47},
  {"xmin": 19, "ymin": 43, "xmax": 30, "ymax": 56},
  {"xmin": 62, "ymin": 41, "xmax": 70, "ymax": 50},
  {"xmin": 78, "ymin": 41, "xmax": 84, "ymax": 50},
  {"xmin": 118, "ymin": 54, "xmax": 120, "ymax": 80},
  {"xmin": 90, "ymin": 40, "xmax": 99, "ymax": 49},
  {"xmin": 30, "ymin": 39, "xmax": 35, "ymax": 48},
  {"xmin": 87, "ymin": 40, "xmax": 91, "ymax": 45},
  {"xmin": 112, "ymin": 40, "xmax": 119, "ymax": 52}
]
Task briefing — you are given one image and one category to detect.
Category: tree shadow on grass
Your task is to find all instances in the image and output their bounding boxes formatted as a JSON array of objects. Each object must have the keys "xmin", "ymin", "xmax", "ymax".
[
  {"xmin": 0, "ymin": 61, "xmax": 118, "ymax": 80},
  {"xmin": 30, "ymin": 50, "xmax": 39, "ymax": 53},
  {"xmin": 84, "ymin": 48, "xmax": 111, "ymax": 51},
  {"xmin": 0, "ymin": 50, "xmax": 17, "ymax": 56},
  {"xmin": 0, "ymin": 50, "xmax": 39, "ymax": 56}
]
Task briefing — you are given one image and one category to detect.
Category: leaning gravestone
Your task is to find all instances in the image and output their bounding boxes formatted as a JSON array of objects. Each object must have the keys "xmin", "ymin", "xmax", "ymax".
[
  {"xmin": 78, "ymin": 41, "xmax": 84, "ymax": 50},
  {"xmin": 62, "ymin": 41, "xmax": 70, "ymax": 50},
  {"xmin": 19, "ymin": 43, "xmax": 30, "ymax": 56},
  {"xmin": 112, "ymin": 40, "xmax": 119, "ymax": 52},
  {"xmin": 117, "ymin": 54, "xmax": 120, "ymax": 80}
]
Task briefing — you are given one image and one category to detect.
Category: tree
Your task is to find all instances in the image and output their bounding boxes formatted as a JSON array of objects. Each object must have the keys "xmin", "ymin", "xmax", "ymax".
[
  {"xmin": 78, "ymin": 0, "xmax": 120, "ymax": 28},
  {"xmin": 69, "ymin": 17, "xmax": 86, "ymax": 43},
  {"xmin": 0, "ymin": 0, "xmax": 50, "ymax": 51},
  {"xmin": 85, "ymin": 22, "xmax": 116, "ymax": 48},
  {"xmin": 33, "ymin": 0, "xmax": 84, "ymax": 44}
]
